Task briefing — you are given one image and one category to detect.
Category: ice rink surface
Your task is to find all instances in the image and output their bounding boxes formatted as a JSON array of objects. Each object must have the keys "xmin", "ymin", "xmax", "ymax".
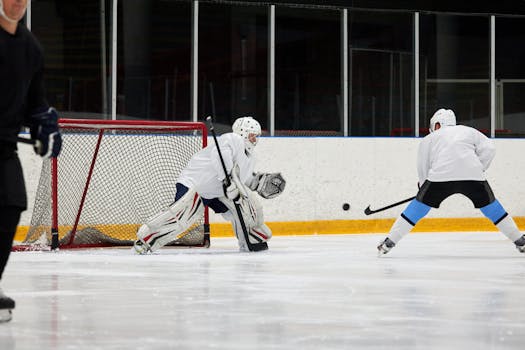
[{"xmin": 1, "ymin": 232, "xmax": 524, "ymax": 350}]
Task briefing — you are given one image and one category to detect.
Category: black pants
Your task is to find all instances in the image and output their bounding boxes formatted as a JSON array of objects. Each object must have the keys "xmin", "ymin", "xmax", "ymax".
[
  {"xmin": 416, "ymin": 180, "xmax": 495, "ymax": 208},
  {"xmin": 0, "ymin": 206, "xmax": 22, "ymax": 280},
  {"xmin": 174, "ymin": 183, "xmax": 229, "ymax": 214}
]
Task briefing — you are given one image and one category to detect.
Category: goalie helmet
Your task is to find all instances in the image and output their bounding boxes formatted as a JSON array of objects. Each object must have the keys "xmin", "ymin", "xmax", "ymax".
[
  {"xmin": 429, "ymin": 108, "xmax": 456, "ymax": 133},
  {"xmin": 232, "ymin": 116, "xmax": 261, "ymax": 154}
]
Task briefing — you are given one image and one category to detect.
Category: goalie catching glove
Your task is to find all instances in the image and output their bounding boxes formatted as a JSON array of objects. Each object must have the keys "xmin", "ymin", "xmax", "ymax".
[{"xmin": 249, "ymin": 172, "xmax": 286, "ymax": 199}]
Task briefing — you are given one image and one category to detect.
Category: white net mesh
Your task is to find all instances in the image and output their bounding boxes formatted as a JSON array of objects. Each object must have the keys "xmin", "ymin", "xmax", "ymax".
[{"xmin": 20, "ymin": 120, "xmax": 209, "ymax": 249}]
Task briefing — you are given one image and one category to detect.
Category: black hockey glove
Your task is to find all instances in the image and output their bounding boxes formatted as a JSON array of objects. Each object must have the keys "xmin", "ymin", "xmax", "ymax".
[{"xmin": 30, "ymin": 107, "xmax": 63, "ymax": 158}]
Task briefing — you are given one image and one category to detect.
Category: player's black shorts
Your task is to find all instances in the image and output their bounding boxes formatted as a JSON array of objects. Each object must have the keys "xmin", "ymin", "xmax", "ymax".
[{"xmin": 416, "ymin": 180, "xmax": 495, "ymax": 208}]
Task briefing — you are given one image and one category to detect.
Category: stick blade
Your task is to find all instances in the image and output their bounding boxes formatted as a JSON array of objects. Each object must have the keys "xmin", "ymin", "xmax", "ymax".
[
  {"xmin": 364, "ymin": 206, "xmax": 373, "ymax": 215},
  {"xmin": 249, "ymin": 242, "xmax": 268, "ymax": 252}
]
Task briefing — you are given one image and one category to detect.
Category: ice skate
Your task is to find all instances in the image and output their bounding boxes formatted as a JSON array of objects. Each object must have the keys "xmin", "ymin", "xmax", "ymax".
[
  {"xmin": 133, "ymin": 239, "xmax": 151, "ymax": 255},
  {"xmin": 0, "ymin": 288, "xmax": 15, "ymax": 323},
  {"xmin": 514, "ymin": 235, "xmax": 525, "ymax": 253},
  {"xmin": 377, "ymin": 237, "xmax": 395, "ymax": 256}
]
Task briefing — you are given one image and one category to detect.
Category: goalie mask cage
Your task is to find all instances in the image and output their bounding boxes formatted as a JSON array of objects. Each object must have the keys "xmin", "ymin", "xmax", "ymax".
[{"xmin": 14, "ymin": 119, "xmax": 210, "ymax": 250}]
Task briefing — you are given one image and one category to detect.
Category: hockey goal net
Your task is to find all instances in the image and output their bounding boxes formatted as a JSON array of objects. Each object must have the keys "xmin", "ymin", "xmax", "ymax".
[{"xmin": 15, "ymin": 119, "xmax": 209, "ymax": 250}]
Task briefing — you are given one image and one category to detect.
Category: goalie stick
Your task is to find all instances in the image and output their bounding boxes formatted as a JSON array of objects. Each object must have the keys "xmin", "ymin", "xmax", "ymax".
[
  {"xmin": 364, "ymin": 196, "xmax": 415, "ymax": 215},
  {"xmin": 205, "ymin": 116, "xmax": 268, "ymax": 252}
]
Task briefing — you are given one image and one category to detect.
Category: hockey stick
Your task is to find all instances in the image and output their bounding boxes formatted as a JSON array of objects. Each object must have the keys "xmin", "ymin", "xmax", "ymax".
[
  {"xmin": 205, "ymin": 116, "xmax": 268, "ymax": 252},
  {"xmin": 364, "ymin": 196, "xmax": 415, "ymax": 215}
]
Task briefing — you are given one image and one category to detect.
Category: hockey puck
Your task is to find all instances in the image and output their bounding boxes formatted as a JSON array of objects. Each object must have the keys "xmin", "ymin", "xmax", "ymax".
[{"xmin": 342, "ymin": 203, "xmax": 350, "ymax": 211}]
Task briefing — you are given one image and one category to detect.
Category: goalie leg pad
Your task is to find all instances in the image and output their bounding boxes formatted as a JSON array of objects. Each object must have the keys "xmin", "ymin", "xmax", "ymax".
[
  {"xmin": 134, "ymin": 187, "xmax": 204, "ymax": 254},
  {"xmin": 221, "ymin": 211, "xmax": 270, "ymax": 252},
  {"xmin": 242, "ymin": 192, "xmax": 272, "ymax": 241},
  {"xmin": 221, "ymin": 192, "xmax": 272, "ymax": 251},
  {"xmin": 221, "ymin": 211, "xmax": 249, "ymax": 252},
  {"xmin": 250, "ymin": 223, "xmax": 272, "ymax": 242}
]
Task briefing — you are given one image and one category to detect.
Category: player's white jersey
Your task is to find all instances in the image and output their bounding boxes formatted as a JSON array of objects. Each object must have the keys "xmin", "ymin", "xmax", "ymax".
[
  {"xmin": 177, "ymin": 132, "xmax": 256, "ymax": 199},
  {"xmin": 417, "ymin": 125, "xmax": 495, "ymax": 184}
]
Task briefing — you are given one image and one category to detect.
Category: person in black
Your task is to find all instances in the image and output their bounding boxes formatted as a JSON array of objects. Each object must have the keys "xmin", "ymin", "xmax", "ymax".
[{"xmin": 0, "ymin": 0, "xmax": 62, "ymax": 322}]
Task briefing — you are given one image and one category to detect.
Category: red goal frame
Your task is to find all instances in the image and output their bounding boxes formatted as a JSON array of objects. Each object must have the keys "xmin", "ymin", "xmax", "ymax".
[{"xmin": 14, "ymin": 118, "xmax": 210, "ymax": 251}]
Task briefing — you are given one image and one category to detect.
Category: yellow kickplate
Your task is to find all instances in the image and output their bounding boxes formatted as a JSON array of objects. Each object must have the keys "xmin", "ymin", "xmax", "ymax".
[{"xmin": 15, "ymin": 217, "xmax": 525, "ymax": 242}]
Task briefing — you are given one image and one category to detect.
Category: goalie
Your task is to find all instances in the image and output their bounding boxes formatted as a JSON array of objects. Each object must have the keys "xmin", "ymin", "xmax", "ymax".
[{"xmin": 133, "ymin": 116, "xmax": 285, "ymax": 253}]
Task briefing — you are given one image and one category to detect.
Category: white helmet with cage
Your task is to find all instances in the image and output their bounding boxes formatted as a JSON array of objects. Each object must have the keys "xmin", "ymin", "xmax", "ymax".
[
  {"xmin": 232, "ymin": 116, "xmax": 261, "ymax": 154},
  {"xmin": 429, "ymin": 108, "xmax": 456, "ymax": 133}
]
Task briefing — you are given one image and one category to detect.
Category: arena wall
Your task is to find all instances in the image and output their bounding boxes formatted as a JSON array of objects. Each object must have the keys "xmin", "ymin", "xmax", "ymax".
[{"xmin": 16, "ymin": 137, "xmax": 525, "ymax": 238}]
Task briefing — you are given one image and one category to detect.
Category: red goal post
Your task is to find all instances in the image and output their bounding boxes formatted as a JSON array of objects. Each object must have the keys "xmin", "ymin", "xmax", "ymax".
[{"xmin": 14, "ymin": 118, "xmax": 210, "ymax": 250}]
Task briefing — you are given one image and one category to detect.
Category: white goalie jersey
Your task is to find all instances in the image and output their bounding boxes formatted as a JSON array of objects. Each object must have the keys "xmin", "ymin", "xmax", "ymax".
[{"xmin": 177, "ymin": 133, "xmax": 256, "ymax": 199}]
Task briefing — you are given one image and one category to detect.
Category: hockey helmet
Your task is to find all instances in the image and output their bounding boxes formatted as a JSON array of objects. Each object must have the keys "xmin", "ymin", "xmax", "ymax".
[
  {"xmin": 232, "ymin": 116, "xmax": 261, "ymax": 154},
  {"xmin": 429, "ymin": 108, "xmax": 456, "ymax": 132}
]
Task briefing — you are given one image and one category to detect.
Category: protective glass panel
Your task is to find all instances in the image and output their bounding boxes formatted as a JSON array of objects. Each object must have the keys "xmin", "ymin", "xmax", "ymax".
[
  {"xmin": 275, "ymin": 7, "xmax": 340, "ymax": 136},
  {"xmin": 198, "ymin": 2, "xmax": 268, "ymax": 132},
  {"xmin": 419, "ymin": 14, "xmax": 490, "ymax": 135},
  {"xmin": 348, "ymin": 10, "xmax": 414, "ymax": 136},
  {"xmin": 495, "ymin": 17, "xmax": 525, "ymax": 138},
  {"xmin": 117, "ymin": 0, "xmax": 191, "ymax": 121},
  {"xmin": 31, "ymin": 0, "xmax": 110, "ymax": 118}
]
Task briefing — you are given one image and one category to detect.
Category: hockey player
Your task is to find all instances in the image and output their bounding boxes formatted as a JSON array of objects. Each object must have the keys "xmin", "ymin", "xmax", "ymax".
[
  {"xmin": 377, "ymin": 108, "xmax": 525, "ymax": 255},
  {"xmin": 133, "ymin": 116, "xmax": 285, "ymax": 254},
  {"xmin": 0, "ymin": 0, "xmax": 62, "ymax": 322}
]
